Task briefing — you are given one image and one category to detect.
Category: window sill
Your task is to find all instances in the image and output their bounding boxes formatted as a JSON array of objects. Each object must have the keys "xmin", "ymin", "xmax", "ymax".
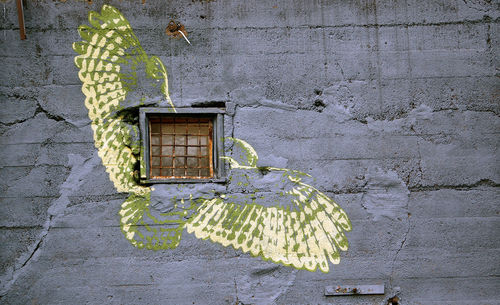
[{"xmin": 141, "ymin": 178, "xmax": 227, "ymax": 184}]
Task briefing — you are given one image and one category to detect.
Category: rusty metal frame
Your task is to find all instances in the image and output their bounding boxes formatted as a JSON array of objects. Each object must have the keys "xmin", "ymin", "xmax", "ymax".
[
  {"xmin": 324, "ymin": 284, "xmax": 384, "ymax": 296},
  {"xmin": 16, "ymin": 0, "xmax": 26, "ymax": 40},
  {"xmin": 139, "ymin": 107, "xmax": 225, "ymax": 184},
  {"xmin": 149, "ymin": 117, "xmax": 213, "ymax": 179}
]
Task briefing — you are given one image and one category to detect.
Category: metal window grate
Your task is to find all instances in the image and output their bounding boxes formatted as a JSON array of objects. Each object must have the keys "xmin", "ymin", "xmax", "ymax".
[{"xmin": 149, "ymin": 116, "xmax": 213, "ymax": 179}]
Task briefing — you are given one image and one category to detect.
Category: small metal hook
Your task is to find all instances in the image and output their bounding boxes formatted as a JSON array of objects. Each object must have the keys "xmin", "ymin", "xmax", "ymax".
[{"xmin": 165, "ymin": 20, "xmax": 190, "ymax": 45}]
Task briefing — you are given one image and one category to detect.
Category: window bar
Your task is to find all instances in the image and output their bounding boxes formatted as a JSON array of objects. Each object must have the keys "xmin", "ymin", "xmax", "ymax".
[
  {"xmin": 172, "ymin": 117, "xmax": 176, "ymax": 178},
  {"xmin": 159, "ymin": 117, "xmax": 163, "ymax": 177},
  {"xmin": 149, "ymin": 116, "xmax": 215, "ymax": 180},
  {"xmin": 185, "ymin": 118, "xmax": 188, "ymax": 177},
  {"xmin": 149, "ymin": 118, "xmax": 153, "ymax": 178},
  {"xmin": 197, "ymin": 118, "xmax": 201, "ymax": 177},
  {"xmin": 208, "ymin": 120, "xmax": 213, "ymax": 177}
]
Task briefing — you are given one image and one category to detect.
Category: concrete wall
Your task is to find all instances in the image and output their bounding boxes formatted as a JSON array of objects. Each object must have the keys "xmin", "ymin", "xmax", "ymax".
[{"xmin": 0, "ymin": 0, "xmax": 499, "ymax": 304}]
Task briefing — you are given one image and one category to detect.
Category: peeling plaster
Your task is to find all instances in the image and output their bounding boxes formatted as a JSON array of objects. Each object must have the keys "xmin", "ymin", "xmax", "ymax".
[{"xmin": 361, "ymin": 168, "xmax": 409, "ymax": 221}]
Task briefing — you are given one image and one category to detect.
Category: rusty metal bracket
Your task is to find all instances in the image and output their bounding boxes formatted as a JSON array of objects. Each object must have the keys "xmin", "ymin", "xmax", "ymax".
[
  {"xmin": 165, "ymin": 20, "xmax": 190, "ymax": 44},
  {"xmin": 324, "ymin": 284, "xmax": 385, "ymax": 296},
  {"xmin": 16, "ymin": 0, "xmax": 26, "ymax": 40}
]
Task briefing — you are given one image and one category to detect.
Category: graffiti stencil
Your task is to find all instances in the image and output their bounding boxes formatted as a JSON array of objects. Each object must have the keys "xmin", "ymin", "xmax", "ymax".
[{"xmin": 73, "ymin": 5, "xmax": 351, "ymax": 272}]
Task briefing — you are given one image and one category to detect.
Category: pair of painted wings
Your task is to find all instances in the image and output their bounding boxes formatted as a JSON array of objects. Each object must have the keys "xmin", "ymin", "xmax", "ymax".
[{"xmin": 73, "ymin": 5, "xmax": 351, "ymax": 272}]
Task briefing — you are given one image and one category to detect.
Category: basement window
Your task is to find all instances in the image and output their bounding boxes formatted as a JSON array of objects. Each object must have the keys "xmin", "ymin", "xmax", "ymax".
[{"xmin": 139, "ymin": 108, "xmax": 225, "ymax": 183}]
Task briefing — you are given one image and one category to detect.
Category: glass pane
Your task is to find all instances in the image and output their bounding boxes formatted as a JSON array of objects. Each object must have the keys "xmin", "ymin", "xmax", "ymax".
[
  {"xmin": 174, "ymin": 146, "xmax": 185, "ymax": 155},
  {"xmin": 151, "ymin": 123, "xmax": 160, "ymax": 133},
  {"xmin": 174, "ymin": 157, "xmax": 185, "ymax": 167},
  {"xmin": 174, "ymin": 168, "xmax": 185, "ymax": 177},
  {"xmin": 186, "ymin": 168, "xmax": 199, "ymax": 177},
  {"xmin": 150, "ymin": 115, "xmax": 215, "ymax": 180},
  {"xmin": 187, "ymin": 157, "xmax": 198, "ymax": 167},
  {"xmin": 162, "ymin": 124, "xmax": 174, "ymax": 134},
  {"xmin": 161, "ymin": 157, "xmax": 172, "ymax": 167},
  {"xmin": 199, "ymin": 125, "xmax": 209, "ymax": 135},
  {"xmin": 187, "ymin": 124, "xmax": 199, "ymax": 135},
  {"xmin": 152, "ymin": 168, "xmax": 161, "ymax": 177},
  {"xmin": 151, "ymin": 136, "xmax": 160, "ymax": 145},
  {"xmin": 175, "ymin": 136, "xmax": 186, "ymax": 145},
  {"xmin": 201, "ymin": 146, "xmax": 208, "ymax": 156},
  {"xmin": 187, "ymin": 147, "xmax": 199, "ymax": 156},
  {"xmin": 162, "ymin": 135, "xmax": 173, "ymax": 145},
  {"xmin": 175, "ymin": 124, "xmax": 186, "ymax": 133},
  {"xmin": 161, "ymin": 169, "xmax": 172, "ymax": 177},
  {"xmin": 188, "ymin": 136, "xmax": 198, "ymax": 145},
  {"xmin": 152, "ymin": 146, "xmax": 160, "ymax": 156},
  {"xmin": 162, "ymin": 146, "xmax": 173, "ymax": 155},
  {"xmin": 200, "ymin": 168, "xmax": 210, "ymax": 177},
  {"xmin": 200, "ymin": 157, "xmax": 209, "ymax": 167}
]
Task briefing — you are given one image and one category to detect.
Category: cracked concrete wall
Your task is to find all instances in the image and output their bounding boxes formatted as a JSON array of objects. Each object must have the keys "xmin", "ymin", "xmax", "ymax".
[{"xmin": 0, "ymin": 0, "xmax": 499, "ymax": 304}]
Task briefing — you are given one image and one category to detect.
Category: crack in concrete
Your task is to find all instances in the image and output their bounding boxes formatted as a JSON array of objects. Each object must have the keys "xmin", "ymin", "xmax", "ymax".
[
  {"xmin": 389, "ymin": 209, "xmax": 411, "ymax": 289},
  {"xmin": 408, "ymin": 179, "xmax": 500, "ymax": 192},
  {"xmin": 2, "ymin": 15, "xmax": 497, "ymax": 32},
  {"xmin": 18, "ymin": 216, "xmax": 52, "ymax": 271},
  {"xmin": 0, "ymin": 101, "xmax": 82, "ymax": 128},
  {"xmin": 233, "ymin": 101, "xmax": 500, "ymax": 122},
  {"xmin": 0, "ymin": 116, "xmax": 35, "ymax": 127},
  {"xmin": 270, "ymin": 269, "xmax": 297, "ymax": 305},
  {"xmin": 0, "ymin": 215, "xmax": 52, "ymax": 297},
  {"xmin": 0, "ymin": 153, "xmax": 100, "ymax": 297},
  {"xmin": 233, "ymin": 278, "xmax": 240, "ymax": 305}
]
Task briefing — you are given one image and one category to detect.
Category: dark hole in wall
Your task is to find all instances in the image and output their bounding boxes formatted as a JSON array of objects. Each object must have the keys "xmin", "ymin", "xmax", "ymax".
[
  {"xmin": 313, "ymin": 99, "xmax": 325, "ymax": 112},
  {"xmin": 314, "ymin": 99, "xmax": 325, "ymax": 108},
  {"xmin": 191, "ymin": 101, "xmax": 226, "ymax": 108},
  {"xmin": 387, "ymin": 296, "xmax": 399, "ymax": 305},
  {"xmin": 115, "ymin": 107, "xmax": 140, "ymax": 125}
]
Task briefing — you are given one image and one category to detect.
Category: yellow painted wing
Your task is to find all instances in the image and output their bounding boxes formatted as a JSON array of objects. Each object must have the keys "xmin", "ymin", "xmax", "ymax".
[
  {"xmin": 186, "ymin": 139, "xmax": 352, "ymax": 272},
  {"xmin": 73, "ymin": 4, "xmax": 149, "ymax": 193},
  {"xmin": 73, "ymin": 5, "xmax": 187, "ymax": 250}
]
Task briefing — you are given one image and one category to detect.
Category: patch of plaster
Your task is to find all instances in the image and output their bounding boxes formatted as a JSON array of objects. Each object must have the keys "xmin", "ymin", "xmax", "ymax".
[
  {"xmin": 229, "ymin": 86, "xmax": 295, "ymax": 110},
  {"xmin": 0, "ymin": 153, "xmax": 100, "ymax": 297},
  {"xmin": 235, "ymin": 265, "xmax": 297, "ymax": 305},
  {"xmin": 364, "ymin": 103, "xmax": 433, "ymax": 133},
  {"xmin": 47, "ymin": 153, "xmax": 101, "ymax": 216},
  {"xmin": 361, "ymin": 167, "xmax": 409, "ymax": 221},
  {"xmin": 318, "ymin": 81, "xmax": 366, "ymax": 123}
]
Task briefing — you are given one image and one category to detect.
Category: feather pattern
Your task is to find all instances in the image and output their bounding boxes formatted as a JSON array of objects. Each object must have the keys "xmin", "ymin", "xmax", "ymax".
[
  {"xmin": 186, "ymin": 138, "xmax": 352, "ymax": 272},
  {"xmin": 74, "ymin": 5, "xmax": 352, "ymax": 272},
  {"xmin": 73, "ymin": 5, "xmax": 187, "ymax": 250}
]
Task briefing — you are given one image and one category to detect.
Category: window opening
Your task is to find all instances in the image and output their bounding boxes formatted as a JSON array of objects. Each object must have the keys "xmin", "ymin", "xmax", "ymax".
[
  {"xmin": 139, "ymin": 107, "xmax": 225, "ymax": 183},
  {"xmin": 149, "ymin": 116, "xmax": 213, "ymax": 179}
]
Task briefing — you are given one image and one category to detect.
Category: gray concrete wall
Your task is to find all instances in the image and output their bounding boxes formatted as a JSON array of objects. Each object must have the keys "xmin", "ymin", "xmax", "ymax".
[{"xmin": 0, "ymin": 0, "xmax": 499, "ymax": 304}]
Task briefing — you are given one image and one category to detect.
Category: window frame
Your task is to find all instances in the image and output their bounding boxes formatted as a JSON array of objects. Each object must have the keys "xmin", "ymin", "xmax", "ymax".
[{"xmin": 139, "ymin": 107, "xmax": 226, "ymax": 183}]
